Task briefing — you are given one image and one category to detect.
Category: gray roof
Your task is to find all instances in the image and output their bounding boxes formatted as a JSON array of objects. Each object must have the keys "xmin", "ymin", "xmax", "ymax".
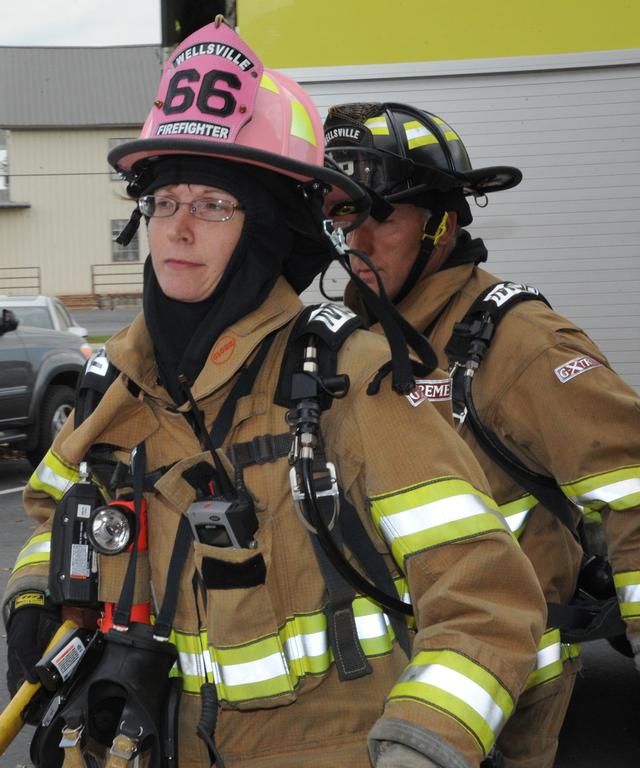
[{"xmin": 0, "ymin": 45, "xmax": 164, "ymax": 129}]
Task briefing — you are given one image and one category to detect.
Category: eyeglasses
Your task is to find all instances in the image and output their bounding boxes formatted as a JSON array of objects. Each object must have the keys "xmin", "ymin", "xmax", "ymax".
[{"xmin": 137, "ymin": 195, "xmax": 244, "ymax": 222}]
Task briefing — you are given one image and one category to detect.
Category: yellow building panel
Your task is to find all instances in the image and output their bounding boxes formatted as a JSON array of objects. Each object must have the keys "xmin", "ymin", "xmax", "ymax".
[{"xmin": 237, "ymin": 0, "xmax": 640, "ymax": 68}]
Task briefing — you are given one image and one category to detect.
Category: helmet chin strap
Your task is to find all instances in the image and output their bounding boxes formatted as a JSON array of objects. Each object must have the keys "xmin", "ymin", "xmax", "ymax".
[
  {"xmin": 324, "ymin": 223, "xmax": 438, "ymax": 392},
  {"xmin": 392, "ymin": 208, "xmax": 448, "ymax": 305}
]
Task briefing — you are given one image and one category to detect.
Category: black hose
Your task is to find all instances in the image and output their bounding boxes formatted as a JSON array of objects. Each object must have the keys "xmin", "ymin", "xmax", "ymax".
[{"xmin": 300, "ymin": 457, "xmax": 413, "ymax": 617}]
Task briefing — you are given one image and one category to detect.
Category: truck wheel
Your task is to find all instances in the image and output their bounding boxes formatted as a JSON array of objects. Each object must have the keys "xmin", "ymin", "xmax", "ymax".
[{"xmin": 26, "ymin": 385, "xmax": 76, "ymax": 467}]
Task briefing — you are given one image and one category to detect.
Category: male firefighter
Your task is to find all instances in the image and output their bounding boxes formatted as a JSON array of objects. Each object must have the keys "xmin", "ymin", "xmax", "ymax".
[{"xmin": 324, "ymin": 101, "xmax": 640, "ymax": 768}]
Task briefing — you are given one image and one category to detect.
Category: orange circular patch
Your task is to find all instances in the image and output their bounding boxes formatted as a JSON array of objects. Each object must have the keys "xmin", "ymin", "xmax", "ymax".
[{"xmin": 211, "ymin": 335, "xmax": 236, "ymax": 365}]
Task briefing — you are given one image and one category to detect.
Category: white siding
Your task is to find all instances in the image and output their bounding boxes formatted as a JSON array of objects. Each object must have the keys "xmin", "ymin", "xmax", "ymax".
[
  {"xmin": 297, "ymin": 56, "xmax": 640, "ymax": 392},
  {"xmin": 0, "ymin": 129, "xmax": 147, "ymax": 295}
]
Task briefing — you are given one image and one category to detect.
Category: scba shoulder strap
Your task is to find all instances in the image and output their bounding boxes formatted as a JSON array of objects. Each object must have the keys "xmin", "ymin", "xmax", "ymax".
[
  {"xmin": 444, "ymin": 282, "xmax": 577, "ymax": 534},
  {"xmin": 274, "ymin": 304, "xmax": 412, "ymax": 668},
  {"xmin": 274, "ymin": 302, "xmax": 363, "ymax": 410},
  {"xmin": 74, "ymin": 346, "xmax": 123, "ymax": 429},
  {"xmin": 445, "ymin": 282, "xmax": 626, "ymax": 644}
]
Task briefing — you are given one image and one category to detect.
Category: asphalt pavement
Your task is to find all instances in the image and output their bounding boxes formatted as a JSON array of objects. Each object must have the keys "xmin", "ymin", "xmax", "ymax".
[{"xmin": 70, "ymin": 306, "xmax": 140, "ymax": 339}]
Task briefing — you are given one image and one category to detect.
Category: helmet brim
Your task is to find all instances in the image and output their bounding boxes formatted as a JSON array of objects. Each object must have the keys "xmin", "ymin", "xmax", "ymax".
[
  {"xmin": 456, "ymin": 165, "xmax": 523, "ymax": 195},
  {"xmin": 108, "ymin": 138, "xmax": 368, "ymax": 208}
]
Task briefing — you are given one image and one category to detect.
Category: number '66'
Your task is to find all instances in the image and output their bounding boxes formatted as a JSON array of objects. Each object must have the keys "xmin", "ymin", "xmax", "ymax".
[{"xmin": 164, "ymin": 68, "xmax": 241, "ymax": 117}]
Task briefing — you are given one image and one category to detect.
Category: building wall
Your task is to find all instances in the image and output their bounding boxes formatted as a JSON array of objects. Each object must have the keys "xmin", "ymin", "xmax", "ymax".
[
  {"xmin": 238, "ymin": 0, "xmax": 640, "ymax": 68},
  {"xmin": 296, "ymin": 52, "xmax": 640, "ymax": 392},
  {"xmin": 0, "ymin": 128, "xmax": 147, "ymax": 295}
]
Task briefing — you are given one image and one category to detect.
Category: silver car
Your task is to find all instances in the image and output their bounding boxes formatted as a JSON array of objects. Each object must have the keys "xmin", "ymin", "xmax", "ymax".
[{"xmin": 0, "ymin": 294, "xmax": 88, "ymax": 338}]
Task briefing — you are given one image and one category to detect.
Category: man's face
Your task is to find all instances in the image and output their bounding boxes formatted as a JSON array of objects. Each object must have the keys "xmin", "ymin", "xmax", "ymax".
[
  {"xmin": 345, "ymin": 204, "xmax": 429, "ymax": 300},
  {"xmin": 148, "ymin": 183, "xmax": 245, "ymax": 303}
]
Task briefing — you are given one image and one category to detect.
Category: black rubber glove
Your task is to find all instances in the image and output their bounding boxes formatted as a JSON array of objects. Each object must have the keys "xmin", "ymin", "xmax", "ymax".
[{"xmin": 6, "ymin": 594, "xmax": 62, "ymax": 723}]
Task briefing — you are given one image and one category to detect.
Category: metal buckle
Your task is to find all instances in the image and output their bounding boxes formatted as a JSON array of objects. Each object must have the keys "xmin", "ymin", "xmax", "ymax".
[
  {"xmin": 59, "ymin": 723, "xmax": 83, "ymax": 748},
  {"xmin": 110, "ymin": 729, "xmax": 140, "ymax": 760},
  {"xmin": 290, "ymin": 461, "xmax": 339, "ymax": 533}
]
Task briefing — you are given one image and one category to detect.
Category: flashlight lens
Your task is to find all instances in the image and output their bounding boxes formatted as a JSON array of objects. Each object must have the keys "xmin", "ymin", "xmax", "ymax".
[{"xmin": 90, "ymin": 506, "xmax": 132, "ymax": 554}]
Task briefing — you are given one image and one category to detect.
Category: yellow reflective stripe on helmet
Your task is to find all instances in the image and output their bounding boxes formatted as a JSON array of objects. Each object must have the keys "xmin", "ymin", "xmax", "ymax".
[
  {"xmin": 290, "ymin": 100, "xmax": 316, "ymax": 146},
  {"xmin": 388, "ymin": 649, "xmax": 513, "ymax": 756},
  {"xmin": 614, "ymin": 570, "xmax": 640, "ymax": 619},
  {"xmin": 370, "ymin": 478, "xmax": 507, "ymax": 570},
  {"xmin": 499, "ymin": 494, "xmax": 537, "ymax": 539},
  {"xmin": 12, "ymin": 532, "xmax": 51, "ymax": 572},
  {"xmin": 364, "ymin": 115, "xmax": 390, "ymax": 135},
  {"xmin": 562, "ymin": 466, "xmax": 640, "ymax": 512},
  {"xmin": 403, "ymin": 120, "xmax": 459, "ymax": 150},
  {"xmin": 523, "ymin": 628, "xmax": 563, "ymax": 691},
  {"xmin": 172, "ymin": 599, "xmax": 397, "ymax": 698},
  {"xmin": 259, "ymin": 72, "xmax": 280, "ymax": 94},
  {"xmin": 29, "ymin": 449, "xmax": 80, "ymax": 501}
]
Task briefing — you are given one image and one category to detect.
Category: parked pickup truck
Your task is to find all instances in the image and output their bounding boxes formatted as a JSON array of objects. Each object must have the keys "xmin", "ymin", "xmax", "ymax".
[{"xmin": 0, "ymin": 308, "xmax": 92, "ymax": 466}]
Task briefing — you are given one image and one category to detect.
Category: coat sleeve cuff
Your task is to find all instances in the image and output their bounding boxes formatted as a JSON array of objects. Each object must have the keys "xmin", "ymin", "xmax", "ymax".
[
  {"xmin": 1, "ymin": 574, "xmax": 50, "ymax": 628},
  {"xmin": 369, "ymin": 718, "xmax": 473, "ymax": 768}
]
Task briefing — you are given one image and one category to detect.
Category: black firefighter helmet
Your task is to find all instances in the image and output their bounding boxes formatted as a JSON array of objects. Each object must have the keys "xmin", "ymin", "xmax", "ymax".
[{"xmin": 323, "ymin": 102, "xmax": 522, "ymax": 226}]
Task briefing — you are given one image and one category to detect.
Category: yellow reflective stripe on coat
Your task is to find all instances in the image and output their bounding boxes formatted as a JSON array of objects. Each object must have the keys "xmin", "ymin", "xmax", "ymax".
[
  {"xmin": 29, "ymin": 449, "xmax": 80, "ymax": 501},
  {"xmin": 613, "ymin": 570, "xmax": 640, "ymax": 620},
  {"xmin": 171, "ymin": 595, "xmax": 399, "ymax": 699},
  {"xmin": 12, "ymin": 532, "xmax": 52, "ymax": 572},
  {"xmin": 369, "ymin": 478, "xmax": 507, "ymax": 570},
  {"xmin": 562, "ymin": 466, "xmax": 640, "ymax": 512},
  {"xmin": 499, "ymin": 494, "xmax": 537, "ymax": 539},
  {"xmin": 523, "ymin": 628, "xmax": 563, "ymax": 691},
  {"xmin": 387, "ymin": 649, "xmax": 513, "ymax": 756}
]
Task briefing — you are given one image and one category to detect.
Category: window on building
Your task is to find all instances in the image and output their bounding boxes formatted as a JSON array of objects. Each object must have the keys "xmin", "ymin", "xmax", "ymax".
[
  {"xmin": 111, "ymin": 219, "xmax": 139, "ymax": 262},
  {"xmin": 108, "ymin": 138, "xmax": 132, "ymax": 180}
]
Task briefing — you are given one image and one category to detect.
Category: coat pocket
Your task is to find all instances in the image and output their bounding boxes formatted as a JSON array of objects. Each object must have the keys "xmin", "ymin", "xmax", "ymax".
[{"xmin": 192, "ymin": 537, "xmax": 297, "ymax": 710}]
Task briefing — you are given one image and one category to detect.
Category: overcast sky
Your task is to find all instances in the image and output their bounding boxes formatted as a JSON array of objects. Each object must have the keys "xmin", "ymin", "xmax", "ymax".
[{"xmin": 0, "ymin": 0, "xmax": 161, "ymax": 46}]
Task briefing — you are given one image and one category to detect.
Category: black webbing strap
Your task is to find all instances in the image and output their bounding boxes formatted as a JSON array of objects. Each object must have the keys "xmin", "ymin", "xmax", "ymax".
[
  {"xmin": 307, "ymin": 498, "xmax": 372, "ymax": 681},
  {"xmin": 547, "ymin": 597, "xmax": 626, "ymax": 644},
  {"xmin": 113, "ymin": 442, "xmax": 146, "ymax": 629},
  {"xmin": 209, "ymin": 334, "xmax": 277, "ymax": 447},
  {"xmin": 337, "ymin": 494, "xmax": 412, "ymax": 658},
  {"xmin": 153, "ymin": 515, "xmax": 193, "ymax": 640},
  {"xmin": 110, "ymin": 461, "xmax": 175, "ymax": 494},
  {"xmin": 230, "ymin": 433, "xmax": 291, "ymax": 468},
  {"xmin": 393, "ymin": 207, "xmax": 447, "ymax": 306},
  {"xmin": 299, "ymin": 441, "xmax": 370, "ymax": 681}
]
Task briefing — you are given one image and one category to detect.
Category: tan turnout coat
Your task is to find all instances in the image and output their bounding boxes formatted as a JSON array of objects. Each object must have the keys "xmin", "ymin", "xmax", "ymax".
[{"xmin": 9, "ymin": 278, "xmax": 546, "ymax": 768}]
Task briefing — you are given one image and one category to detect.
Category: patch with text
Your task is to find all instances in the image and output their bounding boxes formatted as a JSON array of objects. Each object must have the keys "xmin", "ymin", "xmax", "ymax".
[
  {"xmin": 406, "ymin": 378, "xmax": 452, "ymax": 407},
  {"xmin": 554, "ymin": 355, "xmax": 602, "ymax": 383}
]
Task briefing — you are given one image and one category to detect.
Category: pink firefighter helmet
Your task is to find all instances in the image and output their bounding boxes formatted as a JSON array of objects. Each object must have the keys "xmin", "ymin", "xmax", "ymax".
[{"xmin": 108, "ymin": 17, "xmax": 365, "ymax": 210}]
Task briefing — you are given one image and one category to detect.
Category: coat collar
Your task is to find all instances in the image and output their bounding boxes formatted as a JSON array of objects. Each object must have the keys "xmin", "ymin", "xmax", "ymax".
[
  {"xmin": 106, "ymin": 277, "xmax": 303, "ymax": 404},
  {"xmin": 344, "ymin": 262, "xmax": 475, "ymax": 334}
]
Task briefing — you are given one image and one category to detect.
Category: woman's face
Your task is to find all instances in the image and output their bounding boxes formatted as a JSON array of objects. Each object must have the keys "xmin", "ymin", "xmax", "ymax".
[{"xmin": 148, "ymin": 183, "xmax": 245, "ymax": 303}]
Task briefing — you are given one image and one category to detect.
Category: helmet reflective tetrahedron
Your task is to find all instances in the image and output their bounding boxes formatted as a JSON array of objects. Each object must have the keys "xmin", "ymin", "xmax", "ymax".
[
  {"xmin": 324, "ymin": 102, "xmax": 522, "ymax": 203},
  {"xmin": 109, "ymin": 18, "xmax": 364, "ymax": 207}
]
